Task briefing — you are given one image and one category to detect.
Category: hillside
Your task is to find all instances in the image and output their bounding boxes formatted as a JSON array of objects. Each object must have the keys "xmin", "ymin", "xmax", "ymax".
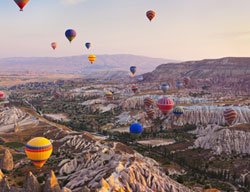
[{"xmin": 0, "ymin": 54, "xmax": 175, "ymax": 75}]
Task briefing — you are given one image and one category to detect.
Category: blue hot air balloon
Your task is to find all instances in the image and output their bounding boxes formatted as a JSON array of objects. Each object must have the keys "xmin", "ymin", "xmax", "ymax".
[
  {"xmin": 138, "ymin": 75, "xmax": 143, "ymax": 81},
  {"xmin": 85, "ymin": 42, "xmax": 91, "ymax": 49},
  {"xmin": 161, "ymin": 84, "xmax": 169, "ymax": 93},
  {"xmin": 176, "ymin": 81, "xmax": 182, "ymax": 89},
  {"xmin": 130, "ymin": 66, "xmax": 137, "ymax": 75},
  {"xmin": 130, "ymin": 123, "xmax": 143, "ymax": 138},
  {"xmin": 65, "ymin": 29, "xmax": 77, "ymax": 43}
]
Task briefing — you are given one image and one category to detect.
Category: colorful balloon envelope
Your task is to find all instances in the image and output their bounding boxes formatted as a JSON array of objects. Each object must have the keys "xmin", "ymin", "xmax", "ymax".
[
  {"xmin": 51, "ymin": 42, "xmax": 57, "ymax": 50},
  {"xmin": 161, "ymin": 84, "xmax": 169, "ymax": 93},
  {"xmin": 0, "ymin": 92, "xmax": 4, "ymax": 99},
  {"xmin": 14, "ymin": 0, "xmax": 29, "ymax": 11},
  {"xmin": 176, "ymin": 82, "xmax": 182, "ymax": 89},
  {"xmin": 157, "ymin": 97, "xmax": 174, "ymax": 114},
  {"xmin": 146, "ymin": 108, "xmax": 155, "ymax": 119},
  {"xmin": 25, "ymin": 137, "xmax": 53, "ymax": 168},
  {"xmin": 88, "ymin": 54, "xmax": 96, "ymax": 64},
  {"xmin": 132, "ymin": 86, "xmax": 138, "ymax": 93},
  {"xmin": 130, "ymin": 123, "xmax": 143, "ymax": 138},
  {"xmin": 85, "ymin": 42, "xmax": 91, "ymax": 49},
  {"xmin": 224, "ymin": 108, "xmax": 237, "ymax": 126},
  {"xmin": 130, "ymin": 66, "xmax": 137, "ymax": 75},
  {"xmin": 65, "ymin": 29, "xmax": 77, "ymax": 43},
  {"xmin": 184, "ymin": 77, "xmax": 191, "ymax": 85},
  {"xmin": 54, "ymin": 92, "xmax": 61, "ymax": 99},
  {"xmin": 146, "ymin": 10, "xmax": 156, "ymax": 22},
  {"xmin": 144, "ymin": 97, "xmax": 154, "ymax": 107},
  {"xmin": 105, "ymin": 91, "xmax": 113, "ymax": 100},
  {"xmin": 138, "ymin": 75, "xmax": 143, "ymax": 81},
  {"xmin": 173, "ymin": 107, "xmax": 184, "ymax": 116}
]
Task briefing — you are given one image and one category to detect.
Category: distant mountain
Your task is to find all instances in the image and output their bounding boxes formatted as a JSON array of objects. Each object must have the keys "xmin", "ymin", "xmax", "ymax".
[
  {"xmin": 143, "ymin": 57, "xmax": 250, "ymax": 80},
  {"xmin": 0, "ymin": 54, "xmax": 176, "ymax": 75}
]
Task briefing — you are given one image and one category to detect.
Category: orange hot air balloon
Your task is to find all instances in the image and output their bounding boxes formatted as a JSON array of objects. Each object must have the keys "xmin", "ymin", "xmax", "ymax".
[
  {"xmin": 14, "ymin": 0, "xmax": 30, "ymax": 11},
  {"xmin": 88, "ymin": 55, "xmax": 96, "ymax": 64},
  {"xmin": 51, "ymin": 42, "xmax": 57, "ymax": 50},
  {"xmin": 146, "ymin": 10, "xmax": 156, "ymax": 22}
]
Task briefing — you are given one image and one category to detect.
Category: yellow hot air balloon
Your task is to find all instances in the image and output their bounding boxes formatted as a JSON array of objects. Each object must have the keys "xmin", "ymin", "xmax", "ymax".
[
  {"xmin": 88, "ymin": 54, "xmax": 96, "ymax": 64},
  {"xmin": 25, "ymin": 137, "xmax": 53, "ymax": 168},
  {"xmin": 105, "ymin": 91, "xmax": 113, "ymax": 100}
]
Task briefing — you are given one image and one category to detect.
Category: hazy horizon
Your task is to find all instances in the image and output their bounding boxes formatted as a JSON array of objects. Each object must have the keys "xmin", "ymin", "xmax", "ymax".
[{"xmin": 2, "ymin": 0, "xmax": 250, "ymax": 61}]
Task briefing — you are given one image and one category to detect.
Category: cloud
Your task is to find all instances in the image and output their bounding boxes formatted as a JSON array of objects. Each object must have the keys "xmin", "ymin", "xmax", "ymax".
[{"xmin": 62, "ymin": 0, "xmax": 88, "ymax": 4}]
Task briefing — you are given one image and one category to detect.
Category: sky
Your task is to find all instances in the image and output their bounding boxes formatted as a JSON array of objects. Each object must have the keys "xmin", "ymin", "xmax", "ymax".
[{"xmin": 1, "ymin": 0, "xmax": 250, "ymax": 61}]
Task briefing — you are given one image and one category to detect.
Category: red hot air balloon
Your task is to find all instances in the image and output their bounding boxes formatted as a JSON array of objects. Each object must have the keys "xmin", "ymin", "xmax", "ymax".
[
  {"xmin": 157, "ymin": 97, "xmax": 174, "ymax": 114},
  {"xmin": 146, "ymin": 10, "xmax": 156, "ymax": 22},
  {"xmin": 0, "ymin": 92, "xmax": 4, "ymax": 100},
  {"xmin": 51, "ymin": 42, "xmax": 57, "ymax": 50},
  {"xmin": 14, "ymin": 0, "xmax": 30, "ymax": 11}
]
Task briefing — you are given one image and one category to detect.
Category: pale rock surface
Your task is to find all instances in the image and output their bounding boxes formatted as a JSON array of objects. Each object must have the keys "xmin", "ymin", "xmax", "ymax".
[
  {"xmin": 44, "ymin": 171, "xmax": 61, "ymax": 192},
  {"xmin": 0, "ymin": 149, "xmax": 14, "ymax": 171},
  {"xmin": 192, "ymin": 124, "xmax": 250, "ymax": 154},
  {"xmin": 56, "ymin": 134, "xmax": 192, "ymax": 192}
]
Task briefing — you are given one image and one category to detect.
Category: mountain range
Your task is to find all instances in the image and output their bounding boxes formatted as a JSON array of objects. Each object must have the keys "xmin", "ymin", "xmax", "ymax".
[{"xmin": 0, "ymin": 54, "xmax": 175, "ymax": 75}]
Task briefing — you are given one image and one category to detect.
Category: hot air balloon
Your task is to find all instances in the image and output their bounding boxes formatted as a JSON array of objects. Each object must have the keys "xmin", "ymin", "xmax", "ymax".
[
  {"xmin": 25, "ymin": 137, "xmax": 53, "ymax": 168},
  {"xmin": 173, "ymin": 107, "xmax": 184, "ymax": 116},
  {"xmin": 105, "ymin": 91, "xmax": 113, "ymax": 100},
  {"xmin": 130, "ymin": 123, "xmax": 143, "ymax": 138},
  {"xmin": 88, "ymin": 54, "xmax": 96, "ymax": 64},
  {"xmin": 161, "ymin": 84, "xmax": 169, "ymax": 93},
  {"xmin": 132, "ymin": 86, "xmax": 138, "ymax": 93},
  {"xmin": 138, "ymin": 75, "xmax": 143, "ymax": 81},
  {"xmin": 224, "ymin": 108, "xmax": 237, "ymax": 126},
  {"xmin": 184, "ymin": 77, "xmax": 191, "ymax": 86},
  {"xmin": 54, "ymin": 92, "xmax": 61, "ymax": 99},
  {"xmin": 51, "ymin": 42, "xmax": 57, "ymax": 50},
  {"xmin": 0, "ymin": 92, "xmax": 4, "ymax": 100},
  {"xmin": 146, "ymin": 10, "xmax": 156, "ymax": 22},
  {"xmin": 176, "ymin": 82, "xmax": 182, "ymax": 89},
  {"xmin": 85, "ymin": 42, "xmax": 91, "ymax": 49},
  {"xmin": 157, "ymin": 97, "xmax": 174, "ymax": 114},
  {"xmin": 146, "ymin": 108, "xmax": 155, "ymax": 119},
  {"xmin": 130, "ymin": 66, "xmax": 137, "ymax": 75},
  {"xmin": 14, "ymin": 0, "xmax": 29, "ymax": 11},
  {"xmin": 65, "ymin": 29, "xmax": 76, "ymax": 43},
  {"xmin": 144, "ymin": 97, "xmax": 154, "ymax": 108}
]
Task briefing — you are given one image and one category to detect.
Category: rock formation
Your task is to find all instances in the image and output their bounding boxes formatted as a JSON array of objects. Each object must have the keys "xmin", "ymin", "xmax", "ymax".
[
  {"xmin": 0, "ymin": 149, "xmax": 14, "ymax": 171},
  {"xmin": 0, "ymin": 170, "xmax": 10, "ymax": 192},
  {"xmin": 44, "ymin": 171, "xmax": 61, "ymax": 192},
  {"xmin": 24, "ymin": 172, "xmax": 41, "ymax": 192}
]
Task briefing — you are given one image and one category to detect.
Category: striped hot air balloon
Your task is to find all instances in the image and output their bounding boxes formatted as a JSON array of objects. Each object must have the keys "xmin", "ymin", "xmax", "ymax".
[
  {"xmin": 157, "ymin": 97, "xmax": 174, "ymax": 114},
  {"xmin": 144, "ymin": 97, "xmax": 154, "ymax": 107},
  {"xmin": 146, "ymin": 108, "xmax": 155, "ymax": 119},
  {"xmin": 25, "ymin": 137, "xmax": 53, "ymax": 168},
  {"xmin": 224, "ymin": 108, "xmax": 237, "ymax": 126},
  {"xmin": 173, "ymin": 107, "xmax": 184, "ymax": 116},
  {"xmin": 146, "ymin": 10, "xmax": 156, "ymax": 22},
  {"xmin": 0, "ymin": 92, "xmax": 4, "ymax": 100},
  {"xmin": 105, "ymin": 91, "xmax": 113, "ymax": 100},
  {"xmin": 88, "ymin": 54, "xmax": 96, "ymax": 64},
  {"xmin": 132, "ymin": 86, "xmax": 138, "ymax": 93}
]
